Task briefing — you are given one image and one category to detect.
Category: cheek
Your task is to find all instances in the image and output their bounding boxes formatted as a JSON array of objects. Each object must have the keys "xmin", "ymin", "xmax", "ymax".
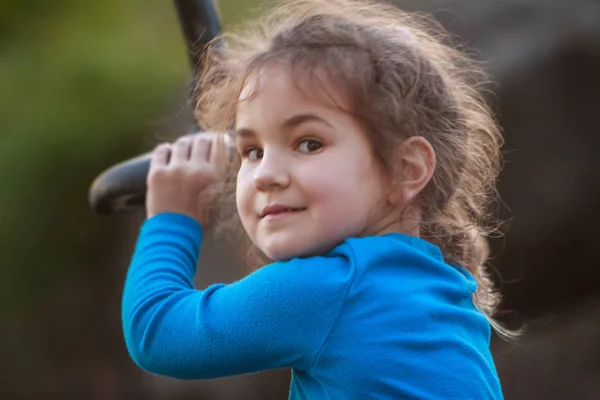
[
  {"xmin": 315, "ymin": 155, "xmax": 385, "ymax": 211},
  {"xmin": 300, "ymin": 162, "xmax": 355, "ymax": 208},
  {"xmin": 235, "ymin": 168, "xmax": 254, "ymax": 221}
]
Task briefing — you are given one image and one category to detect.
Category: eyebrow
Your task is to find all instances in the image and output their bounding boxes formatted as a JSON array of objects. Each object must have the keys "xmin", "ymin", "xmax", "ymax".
[{"xmin": 235, "ymin": 113, "xmax": 333, "ymax": 138}]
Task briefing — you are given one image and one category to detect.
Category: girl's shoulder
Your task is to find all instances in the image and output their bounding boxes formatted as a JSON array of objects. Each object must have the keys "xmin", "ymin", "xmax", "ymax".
[
  {"xmin": 331, "ymin": 233, "xmax": 478, "ymax": 293},
  {"xmin": 336, "ymin": 232, "xmax": 444, "ymax": 263},
  {"xmin": 264, "ymin": 232, "xmax": 476, "ymax": 295},
  {"xmin": 275, "ymin": 233, "xmax": 441, "ymax": 267}
]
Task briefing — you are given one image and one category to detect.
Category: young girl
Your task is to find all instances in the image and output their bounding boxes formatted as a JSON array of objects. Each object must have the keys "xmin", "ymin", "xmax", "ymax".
[{"xmin": 122, "ymin": 0, "xmax": 509, "ymax": 398}]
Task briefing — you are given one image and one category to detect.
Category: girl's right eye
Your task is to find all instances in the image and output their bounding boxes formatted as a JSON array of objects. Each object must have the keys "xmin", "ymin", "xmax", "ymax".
[{"xmin": 243, "ymin": 147, "xmax": 263, "ymax": 161}]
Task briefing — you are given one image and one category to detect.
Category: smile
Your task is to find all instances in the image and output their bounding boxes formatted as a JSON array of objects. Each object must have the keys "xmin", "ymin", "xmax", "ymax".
[{"xmin": 260, "ymin": 205, "xmax": 307, "ymax": 219}]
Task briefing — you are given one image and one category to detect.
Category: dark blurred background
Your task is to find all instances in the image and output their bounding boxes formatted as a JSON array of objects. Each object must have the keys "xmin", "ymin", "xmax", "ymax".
[{"xmin": 1, "ymin": 0, "xmax": 598, "ymax": 398}]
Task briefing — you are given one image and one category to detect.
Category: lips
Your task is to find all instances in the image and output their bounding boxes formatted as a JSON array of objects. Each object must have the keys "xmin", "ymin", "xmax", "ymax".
[{"xmin": 260, "ymin": 204, "xmax": 307, "ymax": 218}]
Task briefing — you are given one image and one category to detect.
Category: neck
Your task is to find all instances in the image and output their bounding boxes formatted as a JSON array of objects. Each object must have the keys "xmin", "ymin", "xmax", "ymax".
[{"xmin": 367, "ymin": 204, "xmax": 422, "ymax": 238}]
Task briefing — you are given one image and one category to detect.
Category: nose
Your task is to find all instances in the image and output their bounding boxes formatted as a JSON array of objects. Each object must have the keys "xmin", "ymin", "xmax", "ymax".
[{"xmin": 253, "ymin": 149, "xmax": 290, "ymax": 191}]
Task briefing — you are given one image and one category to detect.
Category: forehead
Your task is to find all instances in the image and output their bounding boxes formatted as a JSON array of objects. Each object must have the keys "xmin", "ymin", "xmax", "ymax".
[{"xmin": 236, "ymin": 63, "xmax": 351, "ymax": 120}]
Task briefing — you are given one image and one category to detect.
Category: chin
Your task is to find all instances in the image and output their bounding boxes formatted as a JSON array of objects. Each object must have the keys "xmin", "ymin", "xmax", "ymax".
[{"xmin": 263, "ymin": 246, "xmax": 302, "ymax": 262}]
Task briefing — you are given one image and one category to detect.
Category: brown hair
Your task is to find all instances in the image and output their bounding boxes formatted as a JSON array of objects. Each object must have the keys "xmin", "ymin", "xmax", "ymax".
[{"xmin": 194, "ymin": 0, "xmax": 514, "ymax": 339}]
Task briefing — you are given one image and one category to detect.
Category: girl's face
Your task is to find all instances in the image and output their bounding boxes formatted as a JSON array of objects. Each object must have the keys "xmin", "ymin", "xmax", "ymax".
[{"xmin": 235, "ymin": 64, "xmax": 399, "ymax": 261}]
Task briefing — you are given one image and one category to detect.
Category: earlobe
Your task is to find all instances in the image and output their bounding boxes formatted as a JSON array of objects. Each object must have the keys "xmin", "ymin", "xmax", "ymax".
[
  {"xmin": 389, "ymin": 136, "xmax": 436, "ymax": 206},
  {"xmin": 387, "ymin": 185, "xmax": 403, "ymax": 205}
]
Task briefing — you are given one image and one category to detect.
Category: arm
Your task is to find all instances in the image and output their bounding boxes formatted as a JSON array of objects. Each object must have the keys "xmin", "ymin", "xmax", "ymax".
[{"xmin": 121, "ymin": 212, "xmax": 352, "ymax": 379}]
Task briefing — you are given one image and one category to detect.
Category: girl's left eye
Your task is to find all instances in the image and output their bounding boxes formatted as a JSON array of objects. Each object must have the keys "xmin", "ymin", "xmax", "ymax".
[{"xmin": 297, "ymin": 139, "xmax": 323, "ymax": 153}]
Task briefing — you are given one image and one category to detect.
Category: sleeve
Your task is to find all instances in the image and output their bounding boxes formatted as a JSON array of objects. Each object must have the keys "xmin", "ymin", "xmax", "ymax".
[{"xmin": 121, "ymin": 213, "xmax": 353, "ymax": 380}]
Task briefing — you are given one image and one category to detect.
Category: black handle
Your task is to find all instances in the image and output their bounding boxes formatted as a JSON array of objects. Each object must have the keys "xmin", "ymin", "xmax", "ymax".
[
  {"xmin": 88, "ymin": 0, "xmax": 223, "ymax": 214},
  {"xmin": 88, "ymin": 152, "xmax": 153, "ymax": 214},
  {"xmin": 174, "ymin": 0, "xmax": 223, "ymax": 75}
]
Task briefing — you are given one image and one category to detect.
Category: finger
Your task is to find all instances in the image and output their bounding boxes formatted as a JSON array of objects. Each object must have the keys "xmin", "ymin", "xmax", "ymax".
[
  {"xmin": 210, "ymin": 133, "xmax": 229, "ymax": 166},
  {"xmin": 170, "ymin": 137, "xmax": 193, "ymax": 166},
  {"xmin": 150, "ymin": 144, "xmax": 171, "ymax": 168},
  {"xmin": 191, "ymin": 135, "xmax": 212, "ymax": 163}
]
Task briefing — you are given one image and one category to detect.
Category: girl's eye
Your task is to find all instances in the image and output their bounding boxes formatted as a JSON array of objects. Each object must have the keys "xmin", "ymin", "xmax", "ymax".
[
  {"xmin": 297, "ymin": 139, "xmax": 323, "ymax": 153},
  {"xmin": 243, "ymin": 147, "xmax": 263, "ymax": 161}
]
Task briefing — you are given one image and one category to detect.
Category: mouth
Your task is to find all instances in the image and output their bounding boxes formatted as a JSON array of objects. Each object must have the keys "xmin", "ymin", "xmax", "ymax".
[{"xmin": 260, "ymin": 205, "xmax": 307, "ymax": 219}]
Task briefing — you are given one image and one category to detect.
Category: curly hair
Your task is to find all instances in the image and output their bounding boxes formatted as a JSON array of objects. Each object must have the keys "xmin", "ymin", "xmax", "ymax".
[{"xmin": 194, "ymin": 0, "xmax": 515, "ymax": 339}]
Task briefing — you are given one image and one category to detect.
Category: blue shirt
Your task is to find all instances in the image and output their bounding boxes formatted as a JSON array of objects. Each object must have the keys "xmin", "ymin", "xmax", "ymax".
[{"xmin": 122, "ymin": 213, "xmax": 503, "ymax": 399}]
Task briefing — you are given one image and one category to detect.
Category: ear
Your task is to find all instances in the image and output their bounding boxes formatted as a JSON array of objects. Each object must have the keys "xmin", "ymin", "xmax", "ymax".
[{"xmin": 388, "ymin": 136, "xmax": 436, "ymax": 206}]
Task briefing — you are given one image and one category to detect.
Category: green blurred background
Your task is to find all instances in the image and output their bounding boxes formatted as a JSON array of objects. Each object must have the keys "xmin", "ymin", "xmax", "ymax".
[
  {"xmin": 0, "ymin": 0, "xmax": 270, "ymax": 397},
  {"xmin": 0, "ymin": 0, "xmax": 271, "ymax": 320}
]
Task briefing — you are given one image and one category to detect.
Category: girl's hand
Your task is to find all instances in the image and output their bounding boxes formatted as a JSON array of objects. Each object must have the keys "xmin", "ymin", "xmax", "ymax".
[{"xmin": 146, "ymin": 133, "xmax": 229, "ymax": 228}]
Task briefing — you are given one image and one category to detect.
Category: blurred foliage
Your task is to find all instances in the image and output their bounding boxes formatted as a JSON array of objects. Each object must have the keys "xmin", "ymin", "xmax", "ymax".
[{"xmin": 0, "ymin": 0, "xmax": 267, "ymax": 321}]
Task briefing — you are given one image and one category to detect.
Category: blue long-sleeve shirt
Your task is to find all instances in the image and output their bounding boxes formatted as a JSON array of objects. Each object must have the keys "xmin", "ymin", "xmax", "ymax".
[{"xmin": 122, "ymin": 212, "xmax": 503, "ymax": 399}]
